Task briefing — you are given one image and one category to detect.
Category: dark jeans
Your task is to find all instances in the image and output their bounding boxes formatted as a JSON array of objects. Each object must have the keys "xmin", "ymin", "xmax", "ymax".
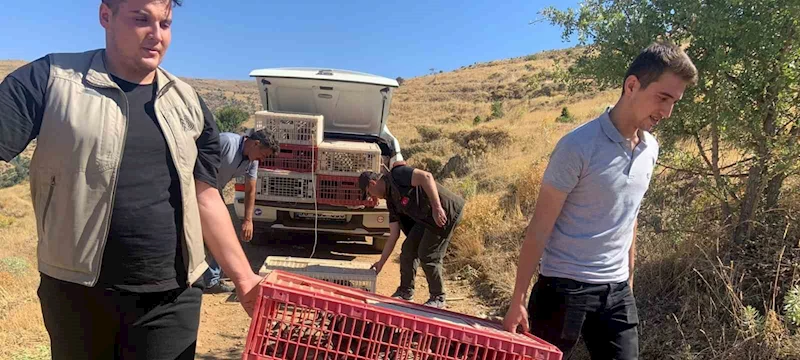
[
  {"xmin": 399, "ymin": 223, "xmax": 453, "ymax": 298},
  {"xmin": 202, "ymin": 252, "xmax": 223, "ymax": 288},
  {"xmin": 528, "ymin": 275, "xmax": 639, "ymax": 360},
  {"xmin": 37, "ymin": 273, "xmax": 202, "ymax": 360}
]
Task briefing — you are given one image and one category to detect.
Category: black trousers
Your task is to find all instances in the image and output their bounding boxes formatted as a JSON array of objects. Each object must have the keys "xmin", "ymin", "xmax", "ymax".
[
  {"xmin": 398, "ymin": 223, "xmax": 453, "ymax": 298},
  {"xmin": 37, "ymin": 274, "xmax": 202, "ymax": 360},
  {"xmin": 527, "ymin": 275, "xmax": 639, "ymax": 360}
]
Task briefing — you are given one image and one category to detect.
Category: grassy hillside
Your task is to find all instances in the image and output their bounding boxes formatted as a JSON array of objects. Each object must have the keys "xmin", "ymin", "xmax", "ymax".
[{"xmin": 1, "ymin": 46, "xmax": 798, "ymax": 359}]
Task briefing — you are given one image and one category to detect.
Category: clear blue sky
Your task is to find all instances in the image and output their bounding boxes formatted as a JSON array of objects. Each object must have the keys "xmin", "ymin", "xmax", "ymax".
[{"xmin": 0, "ymin": 0, "xmax": 580, "ymax": 81}]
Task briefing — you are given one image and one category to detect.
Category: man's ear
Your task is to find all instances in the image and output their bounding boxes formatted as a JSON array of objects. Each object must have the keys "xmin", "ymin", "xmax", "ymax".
[
  {"xmin": 623, "ymin": 75, "xmax": 639, "ymax": 96},
  {"xmin": 99, "ymin": 3, "xmax": 112, "ymax": 29}
]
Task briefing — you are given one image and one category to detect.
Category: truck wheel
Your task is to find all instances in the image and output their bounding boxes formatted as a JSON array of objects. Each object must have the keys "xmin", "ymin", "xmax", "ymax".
[{"xmin": 371, "ymin": 236, "xmax": 388, "ymax": 252}]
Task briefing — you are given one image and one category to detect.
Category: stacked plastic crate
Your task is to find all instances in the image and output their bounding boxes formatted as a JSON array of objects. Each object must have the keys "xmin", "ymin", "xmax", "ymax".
[
  {"xmin": 253, "ymin": 111, "xmax": 322, "ymax": 204},
  {"xmin": 315, "ymin": 140, "xmax": 381, "ymax": 207},
  {"xmin": 253, "ymin": 111, "xmax": 381, "ymax": 208}
]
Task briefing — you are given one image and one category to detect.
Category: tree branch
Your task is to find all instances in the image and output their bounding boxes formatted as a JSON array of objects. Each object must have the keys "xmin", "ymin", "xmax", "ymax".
[
  {"xmin": 694, "ymin": 132, "xmax": 715, "ymax": 172},
  {"xmin": 725, "ymin": 72, "xmax": 742, "ymax": 88},
  {"xmin": 656, "ymin": 162, "xmax": 749, "ymax": 178},
  {"xmin": 719, "ymin": 157, "xmax": 755, "ymax": 171}
]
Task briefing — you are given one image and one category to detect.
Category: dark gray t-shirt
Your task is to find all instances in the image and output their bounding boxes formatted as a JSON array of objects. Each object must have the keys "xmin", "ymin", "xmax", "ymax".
[{"xmin": 539, "ymin": 110, "xmax": 659, "ymax": 283}]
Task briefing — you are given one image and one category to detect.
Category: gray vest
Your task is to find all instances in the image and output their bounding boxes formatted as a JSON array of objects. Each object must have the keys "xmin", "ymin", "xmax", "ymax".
[{"xmin": 30, "ymin": 49, "xmax": 209, "ymax": 287}]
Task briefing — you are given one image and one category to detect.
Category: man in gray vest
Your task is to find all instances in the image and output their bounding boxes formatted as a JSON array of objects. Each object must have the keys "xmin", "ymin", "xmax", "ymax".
[
  {"xmin": 502, "ymin": 42, "xmax": 698, "ymax": 359},
  {"xmin": 203, "ymin": 129, "xmax": 278, "ymax": 293},
  {"xmin": 0, "ymin": 0, "xmax": 262, "ymax": 358}
]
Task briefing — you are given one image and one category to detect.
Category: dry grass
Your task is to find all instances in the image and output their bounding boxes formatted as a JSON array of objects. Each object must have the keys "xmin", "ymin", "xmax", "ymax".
[
  {"xmin": 0, "ymin": 183, "xmax": 49, "ymax": 359},
  {"xmin": 0, "ymin": 60, "xmax": 28, "ymax": 80},
  {"xmin": 2, "ymin": 45, "xmax": 797, "ymax": 359}
]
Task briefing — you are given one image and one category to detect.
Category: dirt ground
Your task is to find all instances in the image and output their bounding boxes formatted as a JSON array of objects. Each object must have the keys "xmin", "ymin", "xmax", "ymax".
[{"xmin": 194, "ymin": 206, "xmax": 489, "ymax": 359}]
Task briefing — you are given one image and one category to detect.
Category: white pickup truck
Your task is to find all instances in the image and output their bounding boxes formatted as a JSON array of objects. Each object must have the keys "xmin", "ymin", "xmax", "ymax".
[{"xmin": 233, "ymin": 68, "xmax": 404, "ymax": 250}]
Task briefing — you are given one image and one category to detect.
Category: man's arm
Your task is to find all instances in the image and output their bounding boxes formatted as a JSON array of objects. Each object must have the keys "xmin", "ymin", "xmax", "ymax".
[
  {"xmin": 371, "ymin": 222, "xmax": 401, "ymax": 274},
  {"xmin": 502, "ymin": 134, "xmax": 582, "ymax": 333},
  {"xmin": 242, "ymin": 177, "xmax": 257, "ymax": 242},
  {"xmin": 197, "ymin": 180, "xmax": 261, "ymax": 313},
  {"xmin": 409, "ymin": 168, "xmax": 447, "ymax": 227},
  {"xmin": 0, "ymin": 57, "xmax": 49, "ymax": 162},
  {"xmin": 502, "ymin": 183, "xmax": 568, "ymax": 333},
  {"xmin": 193, "ymin": 95, "xmax": 261, "ymax": 316},
  {"xmin": 629, "ymin": 219, "xmax": 637, "ymax": 291},
  {"xmin": 410, "ymin": 168, "xmax": 441, "ymax": 208}
]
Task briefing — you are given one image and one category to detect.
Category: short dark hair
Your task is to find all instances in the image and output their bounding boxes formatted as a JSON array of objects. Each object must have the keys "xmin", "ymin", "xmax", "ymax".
[
  {"xmin": 248, "ymin": 129, "xmax": 280, "ymax": 153},
  {"xmin": 623, "ymin": 41, "xmax": 698, "ymax": 94},
  {"xmin": 358, "ymin": 171, "xmax": 382, "ymax": 200},
  {"xmin": 102, "ymin": 0, "xmax": 183, "ymax": 13}
]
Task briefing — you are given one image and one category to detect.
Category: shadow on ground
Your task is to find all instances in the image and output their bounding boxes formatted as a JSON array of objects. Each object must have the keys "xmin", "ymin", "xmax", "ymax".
[
  {"xmin": 225, "ymin": 204, "xmax": 383, "ymax": 275},
  {"xmin": 195, "ymin": 347, "xmax": 242, "ymax": 360}
]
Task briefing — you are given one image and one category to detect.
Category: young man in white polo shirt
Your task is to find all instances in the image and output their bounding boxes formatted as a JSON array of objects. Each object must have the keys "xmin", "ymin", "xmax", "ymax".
[{"xmin": 503, "ymin": 42, "xmax": 698, "ymax": 359}]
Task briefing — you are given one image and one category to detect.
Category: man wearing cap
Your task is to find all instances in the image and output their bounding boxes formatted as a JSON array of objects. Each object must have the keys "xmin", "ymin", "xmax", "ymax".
[
  {"xmin": 202, "ymin": 129, "xmax": 279, "ymax": 293},
  {"xmin": 360, "ymin": 164, "xmax": 465, "ymax": 308}
]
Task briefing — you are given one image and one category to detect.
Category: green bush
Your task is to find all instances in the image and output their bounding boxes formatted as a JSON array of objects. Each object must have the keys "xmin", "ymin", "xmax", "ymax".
[
  {"xmin": 0, "ymin": 156, "xmax": 31, "ymax": 188},
  {"xmin": 215, "ymin": 105, "xmax": 250, "ymax": 133},
  {"xmin": 473, "ymin": 116, "xmax": 483, "ymax": 126},
  {"xmin": 490, "ymin": 101, "xmax": 504, "ymax": 119},
  {"xmin": 556, "ymin": 107, "xmax": 575, "ymax": 123},
  {"xmin": 784, "ymin": 285, "xmax": 800, "ymax": 327}
]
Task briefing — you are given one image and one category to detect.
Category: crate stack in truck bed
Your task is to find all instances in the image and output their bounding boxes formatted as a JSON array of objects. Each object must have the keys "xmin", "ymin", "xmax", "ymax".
[{"xmin": 253, "ymin": 111, "xmax": 381, "ymax": 207}]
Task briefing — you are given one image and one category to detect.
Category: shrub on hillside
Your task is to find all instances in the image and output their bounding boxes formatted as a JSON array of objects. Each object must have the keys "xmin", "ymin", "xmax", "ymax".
[
  {"xmin": 0, "ymin": 157, "xmax": 30, "ymax": 188},
  {"xmin": 395, "ymin": 77, "xmax": 405, "ymax": 86},
  {"xmin": 489, "ymin": 101, "xmax": 504, "ymax": 119},
  {"xmin": 415, "ymin": 125, "xmax": 445, "ymax": 142},
  {"xmin": 215, "ymin": 105, "xmax": 249, "ymax": 133},
  {"xmin": 556, "ymin": 107, "xmax": 575, "ymax": 123},
  {"xmin": 532, "ymin": 84, "xmax": 554, "ymax": 98},
  {"xmin": 503, "ymin": 161, "xmax": 547, "ymax": 217},
  {"xmin": 439, "ymin": 154, "xmax": 476, "ymax": 178},
  {"xmin": 402, "ymin": 139, "xmax": 453, "ymax": 160},
  {"xmin": 450, "ymin": 128, "xmax": 512, "ymax": 156},
  {"xmin": 442, "ymin": 176, "xmax": 478, "ymax": 200},
  {"xmin": 409, "ymin": 155, "xmax": 443, "ymax": 176}
]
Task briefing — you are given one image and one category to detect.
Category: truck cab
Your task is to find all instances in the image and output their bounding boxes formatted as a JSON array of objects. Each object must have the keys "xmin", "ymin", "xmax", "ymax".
[{"xmin": 234, "ymin": 68, "xmax": 403, "ymax": 248}]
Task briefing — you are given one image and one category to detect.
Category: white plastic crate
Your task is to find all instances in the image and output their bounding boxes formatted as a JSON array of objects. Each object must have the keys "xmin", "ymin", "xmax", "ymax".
[
  {"xmin": 316, "ymin": 140, "xmax": 381, "ymax": 176},
  {"xmin": 256, "ymin": 169, "xmax": 315, "ymax": 203},
  {"xmin": 258, "ymin": 256, "xmax": 377, "ymax": 293},
  {"xmin": 254, "ymin": 111, "xmax": 324, "ymax": 146}
]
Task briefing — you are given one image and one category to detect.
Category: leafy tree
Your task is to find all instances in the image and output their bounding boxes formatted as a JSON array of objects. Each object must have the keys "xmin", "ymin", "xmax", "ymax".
[
  {"xmin": 215, "ymin": 105, "xmax": 250, "ymax": 133},
  {"xmin": 542, "ymin": 0, "xmax": 800, "ymax": 244}
]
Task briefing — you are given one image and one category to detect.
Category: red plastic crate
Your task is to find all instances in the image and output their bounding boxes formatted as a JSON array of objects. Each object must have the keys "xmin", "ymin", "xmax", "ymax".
[
  {"xmin": 260, "ymin": 144, "xmax": 317, "ymax": 173},
  {"xmin": 243, "ymin": 270, "xmax": 563, "ymax": 360},
  {"xmin": 316, "ymin": 175, "xmax": 378, "ymax": 208}
]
